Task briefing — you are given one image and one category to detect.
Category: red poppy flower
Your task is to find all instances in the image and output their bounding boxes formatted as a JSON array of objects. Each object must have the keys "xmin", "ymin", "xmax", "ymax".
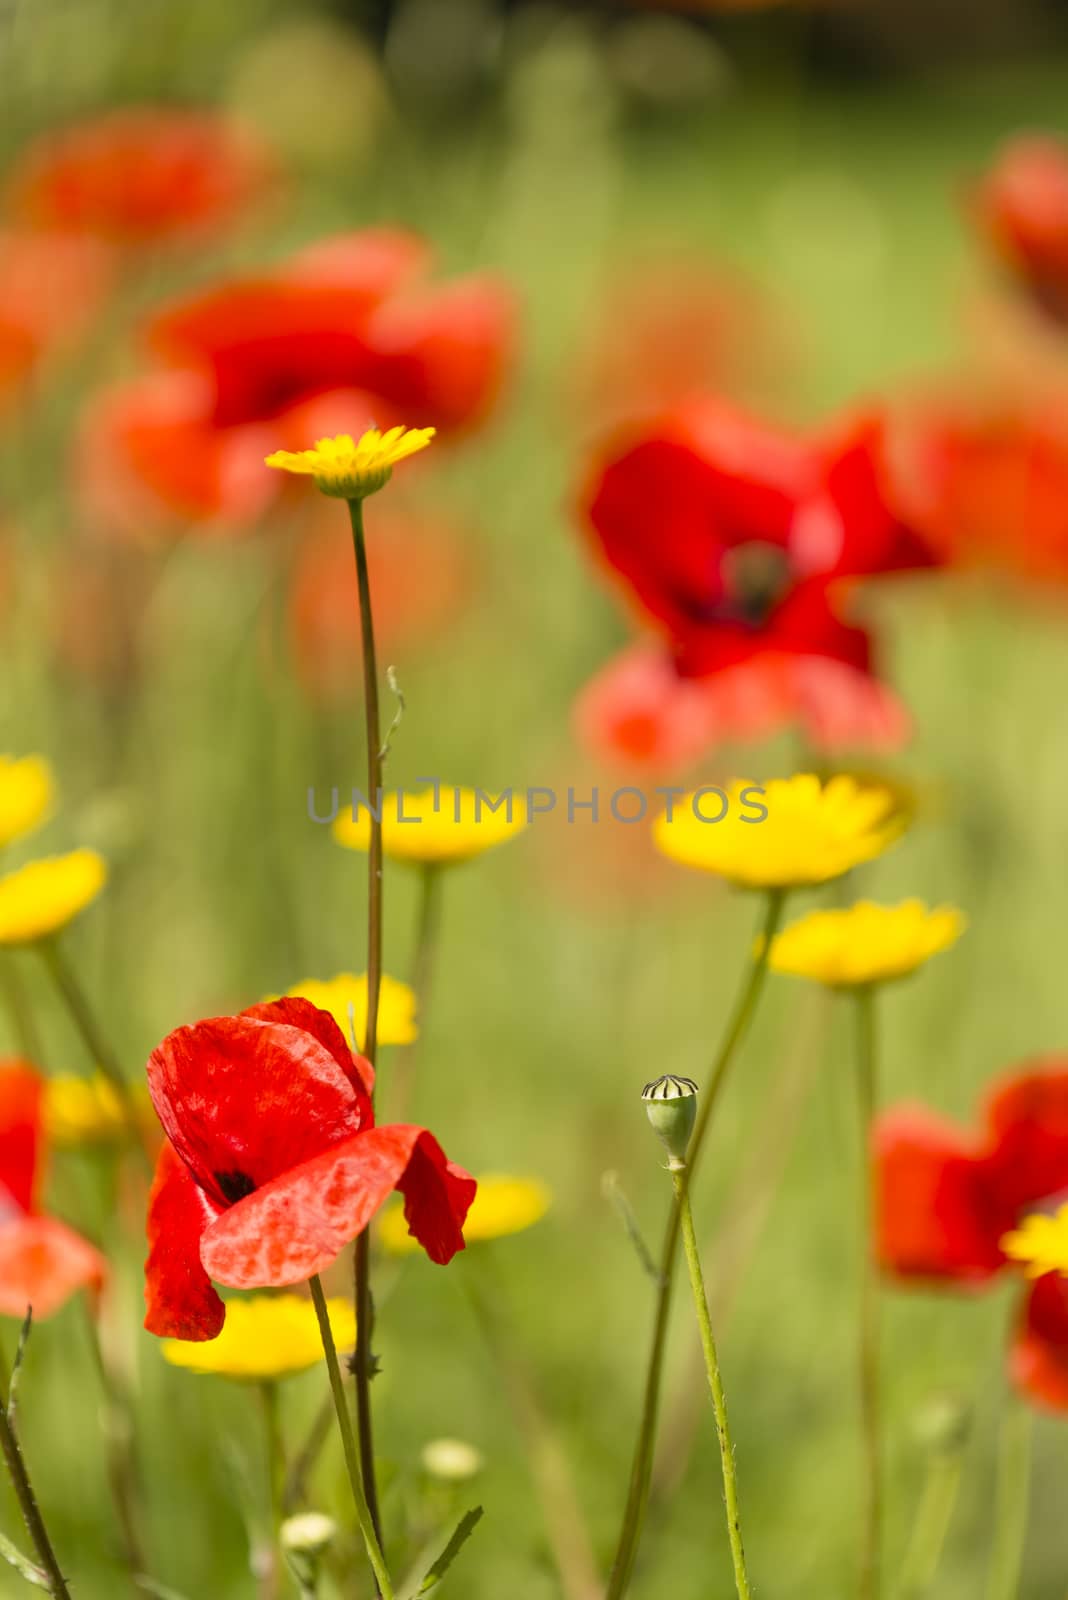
[
  {"xmin": 574, "ymin": 398, "xmax": 928, "ymax": 766},
  {"xmin": 581, "ymin": 398, "xmax": 933, "ymax": 681},
  {"xmin": 7, "ymin": 109, "xmax": 277, "ymax": 247},
  {"xmin": 0, "ymin": 230, "xmax": 112, "ymax": 409},
  {"xmin": 78, "ymin": 229, "xmax": 515, "ymax": 536},
  {"xmin": 971, "ymin": 135, "xmax": 1068, "ymax": 325},
  {"xmin": 144, "ymin": 998, "xmax": 475, "ymax": 1341},
  {"xmin": 876, "ymin": 1061, "xmax": 1068, "ymax": 1410},
  {"xmin": 0, "ymin": 1060, "xmax": 107, "ymax": 1319}
]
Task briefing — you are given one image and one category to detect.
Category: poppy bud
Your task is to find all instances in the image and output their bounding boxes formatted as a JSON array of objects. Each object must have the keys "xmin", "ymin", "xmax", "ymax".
[
  {"xmin": 911, "ymin": 1393, "xmax": 970, "ymax": 1456},
  {"xmin": 281, "ymin": 1512, "xmax": 337, "ymax": 1590},
  {"xmin": 641, "ymin": 1074, "xmax": 698, "ymax": 1169}
]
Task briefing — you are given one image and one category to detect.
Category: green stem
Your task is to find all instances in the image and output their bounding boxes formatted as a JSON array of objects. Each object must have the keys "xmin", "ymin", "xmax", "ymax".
[
  {"xmin": 855, "ymin": 986, "xmax": 880, "ymax": 1600},
  {"xmin": 899, "ymin": 1454, "xmax": 962, "ymax": 1598},
  {"xmin": 347, "ymin": 495, "xmax": 383, "ymax": 1547},
  {"xmin": 672, "ymin": 1168, "xmax": 752, "ymax": 1600},
  {"xmin": 0, "ymin": 958, "xmax": 43, "ymax": 1063},
  {"xmin": 37, "ymin": 939, "xmax": 149, "ymax": 1166},
  {"xmin": 984, "ymin": 1403, "xmax": 1032, "ymax": 1600},
  {"xmin": 260, "ymin": 1381, "xmax": 284, "ymax": 1535},
  {"xmin": 82, "ymin": 1300, "xmax": 147, "ymax": 1582},
  {"xmin": 0, "ymin": 1352, "xmax": 72, "ymax": 1600},
  {"xmin": 604, "ymin": 889, "xmax": 785, "ymax": 1600},
  {"xmin": 308, "ymin": 1275, "xmax": 394, "ymax": 1600},
  {"xmin": 391, "ymin": 862, "xmax": 443, "ymax": 1123}
]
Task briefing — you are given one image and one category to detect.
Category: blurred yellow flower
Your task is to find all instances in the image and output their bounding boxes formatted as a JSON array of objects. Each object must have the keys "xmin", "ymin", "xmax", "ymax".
[
  {"xmin": 265, "ymin": 425, "xmax": 435, "ymax": 500},
  {"xmin": 334, "ymin": 786, "xmax": 527, "ymax": 866},
  {"xmin": 46, "ymin": 1072, "xmax": 155, "ymax": 1147},
  {"xmin": 277, "ymin": 972, "xmax": 418, "ymax": 1050},
  {"xmin": 652, "ymin": 775, "xmax": 901, "ymax": 891},
  {"xmin": 0, "ymin": 850, "xmax": 107, "ymax": 945},
  {"xmin": 768, "ymin": 901, "xmax": 965, "ymax": 989},
  {"xmin": 161, "ymin": 1293, "xmax": 356, "ymax": 1379},
  {"xmin": 379, "ymin": 1174, "xmax": 551, "ymax": 1255},
  {"xmin": 1002, "ymin": 1206, "xmax": 1068, "ymax": 1278},
  {"xmin": 0, "ymin": 755, "xmax": 54, "ymax": 848}
]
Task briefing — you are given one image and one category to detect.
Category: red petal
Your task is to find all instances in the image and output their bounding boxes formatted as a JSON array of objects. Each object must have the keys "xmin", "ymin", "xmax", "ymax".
[
  {"xmin": 146, "ymin": 1012, "xmax": 363, "ymax": 1204},
  {"xmin": 875, "ymin": 1106, "xmax": 1007, "ymax": 1283},
  {"xmin": 982, "ymin": 1061, "xmax": 1068, "ymax": 1217},
  {"xmin": 200, "ymin": 1125, "xmax": 475, "ymax": 1287},
  {"xmin": 0, "ymin": 1215, "xmax": 106, "ymax": 1319},
  {"xmin": 363, "ymin": 275, "xmax": 516, "ymax": 429},
  {"xmin": 240, "ymin": 996, "xmax": 374, "ymax": 1104},
  {"xmin": 1011, "ymin": 1275, "xmax": 1068, "ymax": 1411},
  {"xmin": 144, "ymin": 1145, "xmax": 224, "ymax": 1340},
  {"xmin": 0, "ymin": 1060, "xmax": 43, "ymax": 1217}
]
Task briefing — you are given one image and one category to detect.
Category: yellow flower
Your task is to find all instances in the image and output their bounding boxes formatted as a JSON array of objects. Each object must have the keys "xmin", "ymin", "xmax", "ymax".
[
  {"xmin": 652, "ymin": 775, "xmax": 902, "ymax": 891},
  {"xmin": 275, "ymin": 973, "xmax": 418, "ymax": 1051},
  {"xmin": 1001, "ymin": 1205, "xmax": 1068, "ymax": 1279},
  {"xmin": 0, "ymin": 755, "xmax": 54, "ymax": 848},
  {"xmin": 0, "ymin": 850, "xmax": 107, "ymax": 945},
  {"xmin": 768, "ymin": 900, "xmax": 965, "ymax": 988},
  {"xmin": 265, "ymin": 425, "xmax": 435, "ymax": 500},
  {"xmin": 379, "ymin": 1174, "xmax": 551, "ymax": 1255},
  {"xmin": 333, "ymin": 786, "xmax": 527, "ymax": 866},
  {"xmin": 45, "ymin": 1073, "xmax": 155, "ymax": 1148},
  {"xmin": 161, "ymin": 1294, "xmax": 356, "ymax": 1380}
]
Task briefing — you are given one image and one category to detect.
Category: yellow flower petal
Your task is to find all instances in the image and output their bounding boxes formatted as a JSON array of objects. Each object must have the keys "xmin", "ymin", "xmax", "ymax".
[
  {"xmin": 333, "ymin": 786, "xmax": 527, "ymax": 866},
  {"xmin": 45, "ymin": 1073, "xmax": 155, "ymax": 1148},
  {"xmin": 379, "ymin": 1174, "xmax": 552, "ymax": 1254},
  {"xmin": 0, "ymin": 755, "xmax": 54, "ymax": 849},
  {"xmin": 0, "ymin": 850, "xmax": 107, "ymax": 945},
  {"xmin": 652, "ymin": 774, "xmax": 903, "ymax": 891},
  {"xmin": 265, "ymin": 425, "xmax": 435, "ymax": 500},
  {"xmin": 161, "ymin": 1294, "xmax": 356, "ymax": 1380},
  {"xmin": 768, "ymin": 900, "xmax": 965, "ymax": 988},
  {"xmin": 273, "ymin": 973, "xmax": 418, "ymax": 1050},
  {"xmin": 1001, "ymin": 1205, "xmax": 1068, "ymax": 1279}
]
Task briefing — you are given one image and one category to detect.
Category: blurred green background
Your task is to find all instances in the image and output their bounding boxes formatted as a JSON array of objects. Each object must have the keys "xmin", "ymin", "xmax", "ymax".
[{"xmin": 4, "ymin": 1, "xmax": 1068, "ymax": 1597}]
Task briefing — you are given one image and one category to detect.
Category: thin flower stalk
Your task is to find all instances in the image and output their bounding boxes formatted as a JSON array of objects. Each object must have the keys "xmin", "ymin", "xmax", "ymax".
[
  {"xmin": 0, "ymin": 1348, "xmax": 72, "ymax": 1600},
  {"xmin": 855, "ymin": 985, "xmax": 881, "ymax": 1600},
  {"xmin": 347, "ymin": 493, "xmax": 384, "ymax": 1543},
  {"xmin": 604, "ymin": 889, "xmax": 784, "ymax": 1600},
  {"xmin": 308, "ymin": 1275, "xmax": 394, "ymax": 1600}
]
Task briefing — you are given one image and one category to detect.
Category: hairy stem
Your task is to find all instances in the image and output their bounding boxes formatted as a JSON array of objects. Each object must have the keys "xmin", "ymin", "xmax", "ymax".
[{"xmin": 347, "ymin": 495, "xmax": 384, "ymax": 1547}]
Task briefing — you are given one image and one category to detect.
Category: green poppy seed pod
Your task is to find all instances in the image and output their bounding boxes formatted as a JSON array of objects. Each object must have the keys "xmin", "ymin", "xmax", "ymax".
[{"xmin": 641, "ymin": 1075, "xmax": 699, "ymax": 1169}]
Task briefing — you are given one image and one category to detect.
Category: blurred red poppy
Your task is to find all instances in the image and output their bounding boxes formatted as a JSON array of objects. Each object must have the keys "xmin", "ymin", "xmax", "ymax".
[
  {"xmin": 0, "ymin": 231, "xmax": 112, "ymax": 409},
  {"xmin": 896, "ymin": 391, "xmax": 1068, "ymax": 587},
  {"xmin": 79, "ymin": 229, "xmax": 515, "ymax": 537},
  {"xmin": 576, "ymin": 646, "xmax": 910, "ymax": 771},
  {"xmin": 0, "ymin": 1061, "xmax": 107, "ymax": 1319},
  {"xmin": 569, "ymin": 257, "xmax": 789, "ymax": 431},
  {"xmin": 144, "ymin": 998, "xmax": 475, "ymax": 1341},
  {"xmin": 289, "ymin": 502, "xmax": 473, "ymax": 700},
  {"xmin": 574, "ymin": 398, "xmax": 929, "ymax": 766},
  {"xmin": 7, "ymin": 109, "xmax": 277, "ymax": 247},
  {"xmin": 877, "ymin": 1062, "xmax": 1068, "ymax": 1410},
  {"xmin": 972, "ymin": 135, "xmax": 1068, "ymax": 326}
]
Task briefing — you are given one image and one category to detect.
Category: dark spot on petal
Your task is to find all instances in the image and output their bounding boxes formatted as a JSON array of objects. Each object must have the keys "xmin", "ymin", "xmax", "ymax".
[{"xmin": 215, "ymin": 1169, "xmax": 255, "ymax": 1204}]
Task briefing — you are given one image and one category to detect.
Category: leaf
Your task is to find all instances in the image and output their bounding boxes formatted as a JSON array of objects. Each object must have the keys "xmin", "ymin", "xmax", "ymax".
[
  {"xmin": 397, "ymin": 1506, "xmax": 485, "ymax": 1600},
  {"xmin": 602, "ymin": 1171, "xmax": 663, "ymax": 1285},
  {"xmin": 0, "ymin": 1529, "xmax": 49, "ymax": 1589}
]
